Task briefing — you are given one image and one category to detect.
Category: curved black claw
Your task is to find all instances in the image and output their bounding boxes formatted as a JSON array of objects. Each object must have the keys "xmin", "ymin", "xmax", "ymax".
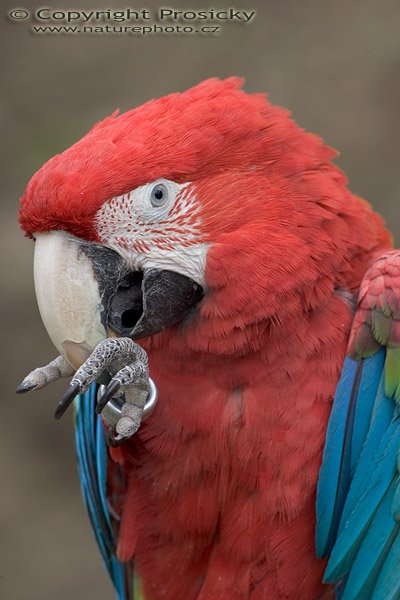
[
  {"xmin": 106, "ymin": 426, "xmax": 125, "ymax": 447},
  {"xmin": 54, "ymin": 382, "xmax": 81, "ymax": 420},
  {"xmin": 96, "ymin": 380, "xmax": 121, "ymax": 414},
  {"xmin": 16, "ymin": 382, "xmax": 37, "ymax": 394}
]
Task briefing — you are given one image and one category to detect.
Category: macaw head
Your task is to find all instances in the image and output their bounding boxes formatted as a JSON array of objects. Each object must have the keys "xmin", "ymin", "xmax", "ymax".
[{"xmin": 20, "ymin": 77, "xmax": 385, "ymax": 369}]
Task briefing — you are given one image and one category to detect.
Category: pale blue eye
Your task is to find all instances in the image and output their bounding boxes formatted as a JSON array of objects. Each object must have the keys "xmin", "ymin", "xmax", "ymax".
[{"xmin": 150, "ymin": 183, "xmax": 168, "ymax": 207}]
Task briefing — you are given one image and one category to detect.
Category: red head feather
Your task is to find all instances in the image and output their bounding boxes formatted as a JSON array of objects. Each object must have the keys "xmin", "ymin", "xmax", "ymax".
[{"xmin": 19, "ymin": 77, "xmax": 334, "ymax": 241}]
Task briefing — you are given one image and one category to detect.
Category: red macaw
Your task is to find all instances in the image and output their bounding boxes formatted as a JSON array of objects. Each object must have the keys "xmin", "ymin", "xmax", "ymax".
[{"xmin": 17, "ymin": 78, "xmax": 400, "ymax": 600}]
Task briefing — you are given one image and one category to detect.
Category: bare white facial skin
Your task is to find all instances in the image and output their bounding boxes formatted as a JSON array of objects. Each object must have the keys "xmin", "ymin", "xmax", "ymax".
[
  {"xmin": 34, "ymin": 231, "xmax": 107, "ymax": 369},
  {"xmin": 33, "ymin": 179, "xmax": 209, "ymax": 370},
  {"xmin": 95, "ymin": 178, "xmax": 209, "ymax": 288}
]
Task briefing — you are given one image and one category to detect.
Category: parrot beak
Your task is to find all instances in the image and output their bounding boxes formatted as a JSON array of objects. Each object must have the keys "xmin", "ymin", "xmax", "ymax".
[{"xmin": 33, "ymin": 231, "xmax": 203, "ymax": 369}]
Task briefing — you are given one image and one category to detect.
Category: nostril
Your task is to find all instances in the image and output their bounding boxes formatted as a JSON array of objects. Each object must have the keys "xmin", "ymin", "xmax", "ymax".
[
  {"xmin": 121, "ymin": 308, "xmax": 143, "ymax": 328},
  {"xmin": 107, "ymin": 271, "xmax": 144, "ymax": 335},
  {"xmin": 119, "ymin": 270, "xmax": 143, "ymax": 289}
]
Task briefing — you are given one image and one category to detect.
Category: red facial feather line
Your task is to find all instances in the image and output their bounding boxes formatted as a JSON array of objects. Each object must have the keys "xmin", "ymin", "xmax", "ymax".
[{"xmin": 94, "ymin": 181, "xmax": 206, "ymax": 255}]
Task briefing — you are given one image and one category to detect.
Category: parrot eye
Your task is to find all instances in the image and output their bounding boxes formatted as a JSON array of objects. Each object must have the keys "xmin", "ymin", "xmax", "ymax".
[
  {"xmin": 126, "ymin": 178, "xmax": 188, "ymax": 222},
  {"xmin": 150, "ymin": 183, "xmax": 168, "ymax": 207}
]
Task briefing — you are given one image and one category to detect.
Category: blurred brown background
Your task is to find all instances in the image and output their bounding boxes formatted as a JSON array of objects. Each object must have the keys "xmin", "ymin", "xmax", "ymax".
[{"xmin": 1, "ymin": 0, "xmax": 399, "ymax": 598}]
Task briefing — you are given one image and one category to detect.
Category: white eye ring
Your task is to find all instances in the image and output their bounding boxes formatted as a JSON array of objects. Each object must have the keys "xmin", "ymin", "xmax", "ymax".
[{"xmin": 150, "ymin": 183, "xmax": 168, "ymax": 207}]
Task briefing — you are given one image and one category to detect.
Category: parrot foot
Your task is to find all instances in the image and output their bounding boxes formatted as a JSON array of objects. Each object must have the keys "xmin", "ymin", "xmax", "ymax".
[
  {"xmin": 102, "ymin": 377, "xmax": 158, "ymax": 446},
  {"xmin": 16, "ymin": 355, "xmax": 74, "ymax": 394},
  {"xmin": 54, "ymin": 338, "xmax": 151, "ymax": 444}
]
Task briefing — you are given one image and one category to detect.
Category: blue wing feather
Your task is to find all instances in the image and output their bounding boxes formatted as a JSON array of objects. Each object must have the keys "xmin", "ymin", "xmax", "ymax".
[
  {"xmin": 315, "ymin": 357, "xmax": 360, "ymax": 557},
  {"xmin": 371, "ymin": 518, "xmax": 400, "ymax": 600},
  {"xmin": 349, "ymin": 351, "xmax": 385, "ymax": 476},
  {"xmin": 74, "ymin": 384, "xmax": 133, "ymax": 600},
  {"xmin": 325, "ymin": 418, "xmax": 400, "ymax": 581},
  {"xmin": 317, "ymin": 348, "xmax": 400, "ymax": 600},
  {"xmin": 336, "ymin": 376, "xmax": 395, "ymax": 532},
  {"xmin": 316, "ymin": 353, "xmax": 382, "ymax": 558},
  {"xmin": 341, "ymin": 481, "xmax": 399, "ymax": 600}
]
